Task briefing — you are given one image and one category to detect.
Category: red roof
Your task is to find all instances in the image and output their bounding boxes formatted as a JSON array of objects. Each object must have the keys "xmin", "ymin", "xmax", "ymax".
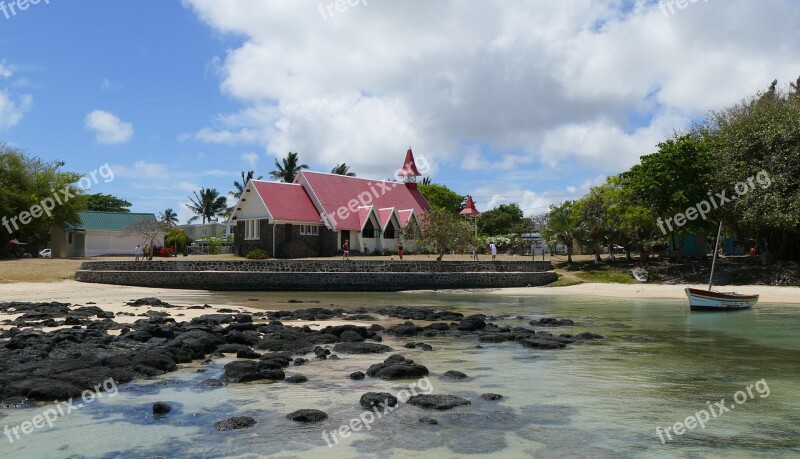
[
  {"xmin": 251, "ymin": 181, "xmax": 321, "ymax": 223},
  {"xmin": 396, "ymin": 209, "xmax": 416, "ymax": 227},
  {"xmin": 397, "ymin": 148, "xmax": 421, "ymax": 177},
  {"xmin": 377, "ymin": 207, "xmax": 396, "ymax": 231},
  {"xmin": 460, "ymin": 195, "xmax": 480, "ymax": 216},
  {"xmin": 299, "ymin": 171, "xmax": 430, "ymax": 231}
]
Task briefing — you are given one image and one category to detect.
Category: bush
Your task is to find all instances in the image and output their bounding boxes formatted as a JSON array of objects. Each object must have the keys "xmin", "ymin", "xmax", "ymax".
[
  {"xmin": 156, "ymin": 247, "xmax": 175, "ymax": 257},
  {"xmin": 246, "ymin": 249, "xmax": 270, "ymax": 259}
]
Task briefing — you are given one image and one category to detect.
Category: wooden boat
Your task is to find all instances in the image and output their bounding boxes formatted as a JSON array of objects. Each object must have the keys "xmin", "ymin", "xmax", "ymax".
[{"xmin": 684, "ymin": 221, "xmax": 759, "ymax": 311}]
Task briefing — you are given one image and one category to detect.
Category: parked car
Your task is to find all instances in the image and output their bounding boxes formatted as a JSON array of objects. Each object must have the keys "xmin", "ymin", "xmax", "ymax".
[{"xmin": 39, "ymin": 248, "xmax": 52, "ymax": 258}]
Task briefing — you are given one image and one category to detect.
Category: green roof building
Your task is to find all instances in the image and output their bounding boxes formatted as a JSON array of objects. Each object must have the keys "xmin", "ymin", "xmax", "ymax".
[{"xmin": 51, "ymin": 211, "xmax": 165, "ymax": 258}]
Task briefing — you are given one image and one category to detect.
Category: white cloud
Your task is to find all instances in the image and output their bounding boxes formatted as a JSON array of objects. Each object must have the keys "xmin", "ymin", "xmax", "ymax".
[
  {"xmin": 85, "ymin": 110, "xmax": 134, "ymax": 144},
  {"xmin": 112, "ymin": 161, "xmax": 170, "ymax": 180},
  {"xmin": 182, "ymin": 0, "xmax": 800, "ymax": 180},
  {"xmin": 0, "ymin": 91, "xmax": 31, "ymax": 130},
  {"xmin": 241, "ymin": 152, "xmax": 259, "ymax": 168}
]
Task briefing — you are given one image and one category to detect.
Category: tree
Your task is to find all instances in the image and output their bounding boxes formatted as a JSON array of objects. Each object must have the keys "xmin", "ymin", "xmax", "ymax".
[
  {"xmin": 699, "ymin": 77, "xmax": 800, "ymax": 260},
  {"xmin": 164, "ymin": 227, "xmax": 190, "ymax": 253},
  {"xmin": 417, "ymin": 183, "xmax": 465, "ymax": 214},
  {"xmin": 227, "ymin": 170, "xmax": 262, "ymax": 218},
  {"xmin": 123, "ymin": 217, "xmax": 167, "ymax": 259},
  {"xmin": 86, "ymin": 193, "xmax": 131, "ymax": 213},
  {"xmin": 573, "ymin": 188, "xmax": 611, "ymax": 264},
  {"xmin": 0, "ymin": 146, "xmax": 85, "ymax": 256},
  {"xmin": 477, "ymin": 203, "xmax": 524, "ymax": 236},
  {"xmin": 159, "ymin": 208, "xmax": 179, "ymax": 226},
  {"xmin": 186, "ymin": 188, "xmax": 227, "ymax": 224},
  {"xmin": 542, "ymin": 201, "xmax": 585, "ymax": 264},
  {"xmin": 404, "ymin": 207, "xmax": 476, "ymax": 261},
  {"xmin": 331, "ymin": 163, "xmax": 356, "ymax": 176},
  {"xmin": 270, "ymin": 152, "xmax": 308, "ymax": 183}
]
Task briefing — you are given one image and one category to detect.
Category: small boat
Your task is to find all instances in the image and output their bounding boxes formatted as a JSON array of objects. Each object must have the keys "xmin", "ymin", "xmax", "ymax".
[
  {"xmin": 685, "ymin": 222, "xmax": 759, "ymax": 311},
  {"xmin": 631, "ymin": 268, "xmax": 648, "ymax": 283},
  {"xmin": 684, "ymin": 288, "xmax": 759, "ymax": 311}
]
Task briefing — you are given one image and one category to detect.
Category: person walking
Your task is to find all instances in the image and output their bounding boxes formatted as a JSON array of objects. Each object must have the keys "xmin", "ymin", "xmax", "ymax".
[
  {"xmin": 490, "ymin": 242, "xmax": 498, "ymax": 261},
  {"xmin": 134, "ymin": 244, "xmax": 143, "ymax": 261},
  {"xmin": 342, "ymin": 239, "xmax": 350, "ymax": 260}
]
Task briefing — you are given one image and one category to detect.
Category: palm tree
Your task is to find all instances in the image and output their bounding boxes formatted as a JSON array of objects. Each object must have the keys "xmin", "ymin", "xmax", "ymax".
[
  {"xmin": 186, "ymin": 188, "xmax": 228, "ymax": 224},
  {"xmin": 226, "ymin": 170, "xmax": 263, "ymax": 218},
  {"xmin": 270, "ymin": 152, "xmax": 308, "ymax": 183},
  {"xmin": 331, "ymin": 163, "xmax": 356, "ymax": 177},
  {"xmin": 159, "ymin": 208, "xmax": 179, "ymax": 226},
  {"xmin": 543, "ymin": 201, "xmax": 586, "ymax": 264}
]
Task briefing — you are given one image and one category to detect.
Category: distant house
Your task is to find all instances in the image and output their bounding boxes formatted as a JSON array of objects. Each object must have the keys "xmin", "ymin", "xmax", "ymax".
[
  {"xmin": 179, "ymin": 222, "xmax": 228, "ymax": 240},
  {"xmin": 230, "ymin": 149, "xmax": 430, "ymax": 258},
  {"xmin": 50, "ymin": 211, "xmax": 165, "ymax": 258}
]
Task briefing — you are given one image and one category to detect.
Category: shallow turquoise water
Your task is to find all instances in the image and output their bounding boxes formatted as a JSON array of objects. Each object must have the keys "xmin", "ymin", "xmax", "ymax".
[{"xmin": 1, "ymin": 293, "xmax": 799, "ymax": 458}]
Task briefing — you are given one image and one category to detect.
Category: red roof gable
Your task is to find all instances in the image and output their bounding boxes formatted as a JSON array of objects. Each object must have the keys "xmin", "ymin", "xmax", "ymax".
[
  {"xmin": 397, "ymin": 209, "xmax": 415, "ymax": 227},
  {"xmin": 300, "ymin": 171, "xmax": 429, "ymax": 231},
  {"xmin": 251, "ymin": 181, "xmax": 321, "ymax": 223},
  {"xmin": 397, "ymin": 148, "xmax": 421, "ymax": 177},
  {"xmin": 377, "ymin": 207, "xmax": 396, "ymax": 231},
  {"xmin": 460, "ymin": 195, "xmax": 480, "ymax": 216}
]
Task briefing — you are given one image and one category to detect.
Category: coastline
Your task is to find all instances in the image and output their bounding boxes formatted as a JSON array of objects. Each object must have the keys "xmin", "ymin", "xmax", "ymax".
[
  {"xmin": 491, "ymin": 282, "xmax": 800, "ymax": 304},
  {"xmin": 1, "ymin": 279, "xmax": 797, "ymax": 309}
]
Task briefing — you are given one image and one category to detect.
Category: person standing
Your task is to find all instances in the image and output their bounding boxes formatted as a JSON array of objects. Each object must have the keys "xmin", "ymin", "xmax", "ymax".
[
  {"xmin": 397, "ymin": 241, "xmax": 404, "ymax": 261},
  {"xmin": 490, "ymin": 242, "xmax": 498, "ymax": 261},
  {"xmin": 471, "ymin": 246, "xmax": 478, "ymax": 261},
  {"xmin": 342, "ymin": 239, "xmax": 350, "ymax": 260},
  {"xmin": 134, "ymin": 244, "xmax": 143, "ymax": 261},
  {"xmin": 143, "ymin": 243, "xmax": 149, "ymax": 261}
]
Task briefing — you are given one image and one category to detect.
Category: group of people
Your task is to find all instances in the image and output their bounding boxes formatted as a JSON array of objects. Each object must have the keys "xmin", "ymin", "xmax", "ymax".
[
  {"xmin": 341, "ymin": 239, "xmax": 404, "ymax": 261},
  {"xmin": 341, "ymin": 239, "xmax": 498, "ymax": 261},
  {"xmin": 471, "ymin": 243, "xmax": 498, "ymax": 261},
  {"xmin": 134, "ymin": 243, "xmax": 151, "ymax": 261}
]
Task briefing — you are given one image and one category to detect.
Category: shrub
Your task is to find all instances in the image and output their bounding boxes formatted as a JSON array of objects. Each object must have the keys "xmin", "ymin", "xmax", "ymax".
[
  {"xmin": 246, "ymin": 249, "xmax": 270, "ymax": 259},
  {"xmin": 156, "ymin": 246, "xmax": 175, "ymax": 257}
]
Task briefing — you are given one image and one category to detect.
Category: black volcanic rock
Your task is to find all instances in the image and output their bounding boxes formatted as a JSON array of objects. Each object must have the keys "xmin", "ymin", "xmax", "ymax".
[
  {"xmin": 214, "ymin": 416, "xmax": 257, "ymax": 431},
  {"xmin": 286, "ymin": 409, "xmax": 328, "ymax": 423}
]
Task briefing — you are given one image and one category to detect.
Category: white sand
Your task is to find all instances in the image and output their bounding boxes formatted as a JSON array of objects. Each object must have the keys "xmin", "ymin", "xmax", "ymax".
[{"xmin": 491, "ymin": 282, "xmax": 800, "ymax": 304}]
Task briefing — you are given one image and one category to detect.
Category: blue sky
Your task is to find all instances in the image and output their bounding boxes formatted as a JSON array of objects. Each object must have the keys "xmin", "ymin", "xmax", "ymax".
[{"xmin": 1, "ymin": 0, "xmax": 798, "ymax": 224}]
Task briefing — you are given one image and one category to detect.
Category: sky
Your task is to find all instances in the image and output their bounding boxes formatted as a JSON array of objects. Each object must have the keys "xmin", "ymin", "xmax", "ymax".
[{"xmin": 1, "ymin": 0, "xmax": 799, "ymax": 224}]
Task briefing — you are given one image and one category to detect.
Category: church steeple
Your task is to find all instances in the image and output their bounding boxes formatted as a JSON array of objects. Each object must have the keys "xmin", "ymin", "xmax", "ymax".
[{"xmin": 397, "ymin": 147, "xmax": 422, "ymax": 188}]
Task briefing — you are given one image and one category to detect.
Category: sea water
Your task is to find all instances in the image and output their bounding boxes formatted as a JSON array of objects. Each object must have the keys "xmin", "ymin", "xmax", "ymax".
[{"xmin": 1, "ymin": 292, "xmax": 799, "ymax": 458}]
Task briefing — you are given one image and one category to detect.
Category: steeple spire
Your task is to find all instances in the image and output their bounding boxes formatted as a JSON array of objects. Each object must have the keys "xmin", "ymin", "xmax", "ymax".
[{"xmin": 398, "ymin": 147, "xmax": 422, "ymax": 183}]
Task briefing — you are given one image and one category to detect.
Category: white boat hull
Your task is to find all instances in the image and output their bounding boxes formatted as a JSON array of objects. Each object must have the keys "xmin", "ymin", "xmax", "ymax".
[{"xmin": 685, "ymin": 288, "xmax": 758, "ymax": 311}]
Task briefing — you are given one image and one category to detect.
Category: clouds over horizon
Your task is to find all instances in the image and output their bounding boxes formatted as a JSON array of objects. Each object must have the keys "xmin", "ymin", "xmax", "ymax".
[
  {"xmin": 180, "ymin": 0, "xmax": 800, "ymax": 211},
  {"xmin": 85, "ymin": 110, "xmax": 134, "ymax": 144}
]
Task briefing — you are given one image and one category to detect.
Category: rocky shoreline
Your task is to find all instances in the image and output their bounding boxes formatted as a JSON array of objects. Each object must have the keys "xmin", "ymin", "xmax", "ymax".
[{"xmin": 0, "ymin": 299, "xmax": 605, "ymax": 430}]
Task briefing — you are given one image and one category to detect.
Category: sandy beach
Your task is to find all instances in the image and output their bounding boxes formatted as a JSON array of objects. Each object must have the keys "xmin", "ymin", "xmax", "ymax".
[{"xmin": 494, "ymin": 282, "xmax": 800, "ymax": 304}]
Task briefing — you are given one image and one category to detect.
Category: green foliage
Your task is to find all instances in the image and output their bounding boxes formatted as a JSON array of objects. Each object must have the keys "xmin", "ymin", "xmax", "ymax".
[
  {"xmin": 245, "ymin": 248, "xmax": 270, "ymax": 259},
  {"xmin": 159, "ymin": 208, "xmax": 179, "ymax": 226},
  {"xmin": 270, "ymin": 152, "xmax": 308, "ymax": 183},
  {"xmin": 417, "ymin": 183, "xmax": 465, "ymax": 214},
  {"xmin": 477, "ymin": 203, "xmax": 524, "ymax": 236},
  {"xmin": 331, "ymin": 163, "xmax": 356, "ymax": 176},
  {"xmin": 403, "ymin": 207, "xmax": 476, "ymax": 261},
  {"xmin": 542, "ymin": 201, "xmax": 585, "ymax": 264},
  {"xmin": 164, "ymin": 227, "xmax": 189, "ymax": 251},
  {"xmin": 86, "ymin": 193, "xmax": 131, "ymax": 213},
  {"xmin": 186, "ymin": 188, "xmax": 227, "ymax": 224},
  {"xmin": 0, "ymin": 146, "xmax": 85, "ymax": 253}
]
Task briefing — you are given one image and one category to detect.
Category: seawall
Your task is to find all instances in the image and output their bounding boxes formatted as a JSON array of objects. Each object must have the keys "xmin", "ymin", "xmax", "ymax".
[{"xmin": 75, "ymin": 260, "xmax": 557, "ymax": 292}]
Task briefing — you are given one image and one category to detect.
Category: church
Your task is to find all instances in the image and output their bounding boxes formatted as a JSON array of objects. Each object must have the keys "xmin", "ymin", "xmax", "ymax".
[{"xmin": 230, "ymin": 149, "xmax": 430, "ymax": 258}]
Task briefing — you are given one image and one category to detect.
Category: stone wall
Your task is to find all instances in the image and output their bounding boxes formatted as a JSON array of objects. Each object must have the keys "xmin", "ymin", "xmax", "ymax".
[
  {"xmin": 75, "ymin": 259, "xmax": 556, "ymax": 291},
  {"xmin": 79, "ymin": 259, "xmax": 554, "ymax": 273},
  {"xmin": 75, "ymin": 270, "xmax": 557, "ymax": 291}
]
